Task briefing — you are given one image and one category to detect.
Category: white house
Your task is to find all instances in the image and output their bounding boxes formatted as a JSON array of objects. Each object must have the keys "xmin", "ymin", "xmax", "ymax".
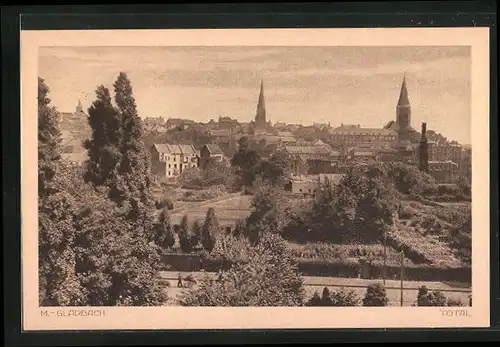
[{"xmin": 151, "ymin": 144, "xmax": 199, "ymax": 178}]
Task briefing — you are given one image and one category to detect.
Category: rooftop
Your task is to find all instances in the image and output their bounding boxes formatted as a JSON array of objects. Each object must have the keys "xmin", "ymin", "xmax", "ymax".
[
  {"xmin": 204, "ymin": 144, "xmax": 224, "ymax": 155},
  {"xmin": 154, "ymin": 143, "xmax": 198, "ymax": 155},
  {"xmin": 329, "ymin": 127, "xmax": 396, "ymax": 136},
  {"xmin": 284, "ymin": 145, "xmax": 332, "ymax": 155}
]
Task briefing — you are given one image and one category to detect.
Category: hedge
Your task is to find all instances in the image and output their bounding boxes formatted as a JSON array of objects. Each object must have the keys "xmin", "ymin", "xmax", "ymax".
[{"xmin": 161, "ymin": 253, "xmax": 471, "ymax": 283}]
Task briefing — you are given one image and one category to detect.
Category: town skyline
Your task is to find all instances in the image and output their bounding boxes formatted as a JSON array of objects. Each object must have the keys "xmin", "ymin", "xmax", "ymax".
[{"xmin": 40, "ymin": 46, "xmax": 471, "ymax": 144}]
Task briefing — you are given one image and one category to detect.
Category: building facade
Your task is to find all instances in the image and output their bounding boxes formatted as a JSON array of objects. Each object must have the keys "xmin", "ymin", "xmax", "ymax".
[
  {"xmin": 428, "ymin": 160, "xmax": 459, "ymax": 183},
  {"xmin": 151, "ymin": 144, "xmax": 199, "ymax": 178},
  {"xmin": 328, "ymin": 124, "xmax": 397, "ymax": 148},
  {"xmin": 199, "ymin": 144, "xmax": 227, "ymax": 169},
  {"xmin": 286, "ymin": 174, "xmax": 344, "ymax": 196}
]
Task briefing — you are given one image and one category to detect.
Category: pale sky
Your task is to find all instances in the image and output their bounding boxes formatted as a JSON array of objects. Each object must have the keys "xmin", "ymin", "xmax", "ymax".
[{"xmin": 39, "ymin": 46, "xmax": 471, "ymax": 144}]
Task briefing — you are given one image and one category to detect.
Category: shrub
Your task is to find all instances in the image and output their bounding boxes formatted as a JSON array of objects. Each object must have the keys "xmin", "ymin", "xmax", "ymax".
[
  {"xmin": 398, "ymin": 204, "xmax": 417, "ymax": 219},
  {"xmin": 155, "ymin": 196, "xmax": 174, "ymax": 210},
  {"xmin": 232, "ymin": 219, "xmax": 246, "ymax": 237},
  {"xmin": 289, "ymin": 242, "xmax": 346, "ymax": 260},
  {"xmin": 179, "ymin": 233, "xmax": 305, "ymax": 306},
  {"xmin": 211, "ymin": 233, "xmax": 253, "ymax": 263},
  {"xmin": 362, "ymin": 283, "xmax": 388, "ymax": 306},
  {"xmin": 330, "ymin": 287, "xmax": 361, "ymax": 306},
  {"xmin": 307, "ymin": 291, "xmax": 323, "ymax": 306},
  {"xmin": 181, "ymin": 186, "xmax": 226, "ymax": 202},
  {"xmin": 416, "ymin": 286, "xmax": 447, "ymax": 306},
  {"xmin": 446, "ymin": 297, "xmax": 464, "ymax": 307}
]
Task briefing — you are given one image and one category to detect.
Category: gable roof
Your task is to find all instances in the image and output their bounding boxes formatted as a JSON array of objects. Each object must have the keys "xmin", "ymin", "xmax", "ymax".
[
  {"xmin": 153, "ymin": 144, "xmax": 197, "ymax": 155},
  {"xmin": 204, "ymin": 144, "xmax": 224, "ymax": 155}
]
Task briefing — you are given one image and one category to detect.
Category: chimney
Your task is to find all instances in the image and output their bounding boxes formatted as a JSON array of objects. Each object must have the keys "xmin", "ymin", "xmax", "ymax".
[{"xmin": 419, "ymin": 122, "xmax": 429, "ymax": 173}]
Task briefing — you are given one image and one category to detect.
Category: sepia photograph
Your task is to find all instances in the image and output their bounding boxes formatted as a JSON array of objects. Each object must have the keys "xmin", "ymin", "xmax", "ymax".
[{"xmin": 21, "ymin": 28, "xmax": 490, "ymax": 330}]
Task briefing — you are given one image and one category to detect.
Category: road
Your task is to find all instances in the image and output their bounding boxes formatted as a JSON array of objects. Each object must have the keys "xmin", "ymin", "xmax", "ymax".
[{"xmin": 159, "ymin": 271, "xmax": 472, "ymax": 307}]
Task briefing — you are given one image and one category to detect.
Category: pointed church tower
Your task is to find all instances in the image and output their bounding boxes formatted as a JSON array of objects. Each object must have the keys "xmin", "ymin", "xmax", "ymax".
[
  {"xmin": 254, "ymin": 80, "xmax": 267, "ymax": 132},
  {"xmin": 396, "ymin": 75, "xmax": 411, "ymax": 131}
]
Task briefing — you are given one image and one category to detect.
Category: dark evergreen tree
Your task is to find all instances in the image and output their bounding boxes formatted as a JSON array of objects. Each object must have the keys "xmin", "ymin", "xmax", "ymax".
[
  {"xmin": 202, "ymin": 208, "xmax": 218, "ymax": 252},
  {"xmin": 355, "ymin": 178, "xmax": 394, "ymax": 243},
  {"xmin": 191, "ymin": 219, "xmax": 204, "ymax": 247},
  {"xmin": 321, "ymin": 287, "xmax": 333, "ymax": 306},
  {"xmin": 245, "ymin": 179, "xmax": 289, "ymax": 245},
  {"xmin": 307, "ymin": 292, "xmax": 322, "ymax": 306},
  {"xmin": 84, "ymin": 85, "xmax": 122, "ymax": 189},
  {"xmin": 155, "ymin": 208, "xmax": 175, "ymax": 250},
  {"xmin": 38, "ymin": 77, "xmax": 62, "ymax": 199},
  {"xmin": 231, "ymin": 136, "xmax": 261, "ymax": 192},
  {"xmin": 113, "ymin": 72, "xmax": 153, "ymax": 215},
  {"xmin": 38, "ymin": 77, "xmax": 84, "ymax": 306}
]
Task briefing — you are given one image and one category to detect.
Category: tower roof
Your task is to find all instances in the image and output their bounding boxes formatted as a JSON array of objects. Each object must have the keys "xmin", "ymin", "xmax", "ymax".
[
  {"xmin": 397, "ymin": 76, "xmax": 410, "ymax": 106},
  {"xmin": 255, "ymin": 79, "xmax": 266, "ymax": 127}
]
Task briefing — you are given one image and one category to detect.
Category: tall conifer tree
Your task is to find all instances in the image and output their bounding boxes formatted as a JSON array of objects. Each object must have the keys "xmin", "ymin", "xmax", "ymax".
[
  {"xmin": 84, "ymin": 85, "xmax": 122, "ymax": 189},
  {"xmin": 38, "ymin": 77, "xmax": 84, "ymax": 305}
]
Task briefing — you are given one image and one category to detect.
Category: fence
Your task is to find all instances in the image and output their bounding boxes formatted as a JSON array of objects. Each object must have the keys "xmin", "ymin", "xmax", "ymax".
[{"xmin": 160, "ymin": 253, "xmax": 472, "ymax": 284}]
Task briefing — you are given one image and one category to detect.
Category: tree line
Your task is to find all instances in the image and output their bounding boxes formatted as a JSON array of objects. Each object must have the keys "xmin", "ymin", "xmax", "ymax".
[{"xmin": 38, "ymin": 74, "xmax": 166, "ymax": 306}]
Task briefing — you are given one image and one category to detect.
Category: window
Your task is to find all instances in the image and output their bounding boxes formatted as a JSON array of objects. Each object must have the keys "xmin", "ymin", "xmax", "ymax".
[
  {"xmin": 173, "ymin": 156, "xmax": 176, "ymax": 162},
  {"xmin": 299, "ymin": 189, "xmax": 302, "ymax": 193},
  {"xmin": 168, "ymin": 171, "xmax": 171, "ymax": 176},
  {"xmin": 174, "ymin": 164, "xmax": 177, "ymax": 169},
  {"xmin": 168, "ymin": 164, "xmax": 171, "ymax": 168}
]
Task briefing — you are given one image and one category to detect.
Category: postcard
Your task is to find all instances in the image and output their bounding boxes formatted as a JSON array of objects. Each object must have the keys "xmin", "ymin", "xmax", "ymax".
[{"xmin": 21, "ymin": 27, "xmax": 490, "ymax": 330}]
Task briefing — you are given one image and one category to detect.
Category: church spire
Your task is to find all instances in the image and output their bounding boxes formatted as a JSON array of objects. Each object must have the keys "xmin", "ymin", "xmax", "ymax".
[
  {"xmin": 397, "ymin": 75, "xmax": 410, "ymax": 107},
  {"xmin": 255, "ymin": 79, "xmax": 266, "ymax": 130}
]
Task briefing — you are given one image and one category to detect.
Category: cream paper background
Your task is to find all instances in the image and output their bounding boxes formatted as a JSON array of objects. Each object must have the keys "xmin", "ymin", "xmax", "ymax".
[{"xmin": 21, "ymin": 28, "xmax": 490, "ymax": 330}]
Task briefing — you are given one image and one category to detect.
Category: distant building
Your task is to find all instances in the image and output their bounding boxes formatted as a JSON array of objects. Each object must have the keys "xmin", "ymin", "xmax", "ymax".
[
  {"xmin": 209, "ymin": 129, "xmax": 233, "ymax": 139},
  {"xmin": 277, "ymin": 131, "xmax": 297, "ymax": 144},
  {"xmin": 274, "ymin": 122, "xmax": 288, "ymax": 131},
  {"xmin": 218, "ymin": 116, "xmax": 239, "ymax": 130},
  {"xmin": 284, "ymin": 145, "xmax": 337, "ymax": 175},
  {"xmin": 166, "ymin": 118, "xmax": 196, "ymax": 130},
  {"xmin": 144, "ymin": 116, "xmax": 167, "ymax": 132},
  {"xmin": 428, "ymin": 160, "xmax": 459, "ymax": 183},
  {"xmin": 286, "ymin": 173, "xmax": 344, "ymax": 196},
  {"xmin": 151, "ymin": 144, "xmax": 199, "ymax": 178},
  {"xmin": 429, "ymin": 140, "xmax": 463, "ymax": 163},
  {"xmin": 458, "ymin": 145, "xmax": 472, "ymax": 180},
  {"xmin": 350, "ymin": 149, "xmax": 379, "ymax": 164},
  {"xmin": 199, "ymin": 144, "xmax": 228, "ymax": 169},
  {"xmin": 328, "ymin": 124, "xmax": 397, "ymax": 148}
]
